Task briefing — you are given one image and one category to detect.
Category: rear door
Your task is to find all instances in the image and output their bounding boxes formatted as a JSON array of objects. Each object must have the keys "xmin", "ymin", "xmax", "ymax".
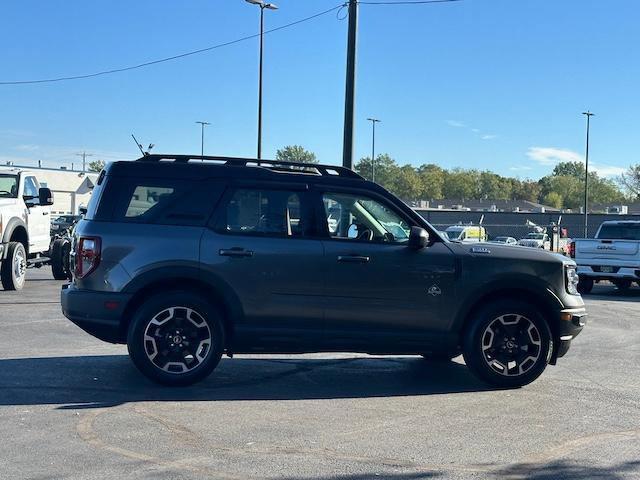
[
  {"xmin": 22, "ymin": 175, "xmax": 50, "ymax": 253},
  {"xmin": 200, "ymin": 183, "xmax": 325, "ymax": 351},
  {"xmin": 317, "ymin": 189, "xmax": 458, "ymax": 352}
]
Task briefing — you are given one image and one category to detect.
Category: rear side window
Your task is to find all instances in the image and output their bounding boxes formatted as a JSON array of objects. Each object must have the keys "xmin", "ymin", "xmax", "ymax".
[
  {"xmin": 96, "ymin": 177, "xmax": 223, "ymax": 226},
  {"xmin": 598, "ymin": 224, "xmax": 640, "ymax": 240},
  {"xmin": 218, "ymin": 188, "xmax": 311, "ymax": 237}
]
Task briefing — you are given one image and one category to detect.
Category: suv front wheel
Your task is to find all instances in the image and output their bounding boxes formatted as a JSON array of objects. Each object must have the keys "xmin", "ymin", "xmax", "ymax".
[
  {"xmin": 462, "ymin": 300, "xmax": 552, "ymax": 388},
  {"xmin": 127, "ymin": 292, "xmax": 225, "ymax": 386}
]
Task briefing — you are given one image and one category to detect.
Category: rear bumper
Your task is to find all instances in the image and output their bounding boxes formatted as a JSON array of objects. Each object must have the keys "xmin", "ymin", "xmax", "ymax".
[
  {"xmin": 61, "ymin": 284, "xmax": 132, "ymax": 343},
  {"xmin": 577, "ymin": 265, "xmax": 640, "ymax": 281}
]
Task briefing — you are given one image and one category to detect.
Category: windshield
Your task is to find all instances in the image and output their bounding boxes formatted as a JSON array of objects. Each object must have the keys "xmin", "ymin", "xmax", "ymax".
[
  {"xmin": 444, "ymin": 230, "xmax": 462, "ymax": 240},
  {"xmin": 526, "ymin": 233, "xmax": 545, "ymax": 240},
  {"xmin": 0, "ymin": 174, "xmax": 18, "ymax": 198},
  {"xmin": 598, "ymin": 224, "xmax": 640, "ymax": 240}
]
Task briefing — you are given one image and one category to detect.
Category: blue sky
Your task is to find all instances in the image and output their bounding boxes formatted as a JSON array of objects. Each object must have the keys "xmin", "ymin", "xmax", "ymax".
[{"xmin": 1, "ymin": 0, "xmax": 638, "ymax": 179}]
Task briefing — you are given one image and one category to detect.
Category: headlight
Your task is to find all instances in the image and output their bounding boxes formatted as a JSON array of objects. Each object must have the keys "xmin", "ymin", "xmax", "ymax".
[{"xmin": 566, "ymin": 265, "xmax": 579, "ymax": 295}]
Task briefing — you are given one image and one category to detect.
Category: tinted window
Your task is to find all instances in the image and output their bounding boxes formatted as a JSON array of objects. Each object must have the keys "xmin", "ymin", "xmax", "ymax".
[
  {"xmin": 103, "ymin": 178, "xmax": 222, "ymax": 226},
  {"xmin": 221, "ymin": 189, "xmax": 310, "ymax": 237},
  {"xmin": 598, "ymin": 224, "xmax": 640, "ymax": 240},
  {"xmin": 322, "ymin": 193, "xmax": 410, "ymax": 243}
]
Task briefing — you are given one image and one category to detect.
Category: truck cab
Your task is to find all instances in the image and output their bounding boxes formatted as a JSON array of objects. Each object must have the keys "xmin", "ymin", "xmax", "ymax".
[{"xmin": 0, "ymin": 168, "xmax": 54, "ymax": 289}]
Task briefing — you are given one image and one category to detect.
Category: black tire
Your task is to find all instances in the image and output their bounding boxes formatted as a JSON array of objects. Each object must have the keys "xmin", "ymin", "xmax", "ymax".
[
  {"xmin": 51, "ymin": 238, "xmax": 71, "ymax": 280},
  {"xmin": 577, "ymin": 277, "xmax": 594, "ymax": 295},
  {"xmin": 1, "ymin": 242, "xmax": 27, "ymax": 291},
  {"xmin": 127, "ymin": 291, "xmax": 225, "ymax": 386},
  {"xmin": 613, "ymin": 279, "xmax": 632, "ymax": 291},
  {"xmin": 421, "ymin": 351, "xmax": 460, "ymax": 362},
  {"xmin": 462, "ymin": 300, "xmax": 553, "ymax": 388}
]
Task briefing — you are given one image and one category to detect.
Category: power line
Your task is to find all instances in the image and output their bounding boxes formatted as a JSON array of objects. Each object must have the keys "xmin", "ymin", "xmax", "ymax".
[
  {"xmin": 359, "ymin": 0, "xmax": 462, "ymax": 4},
  {"xmin": 0, "ymin": 4, "xmax": 344, "ymax": 86}
]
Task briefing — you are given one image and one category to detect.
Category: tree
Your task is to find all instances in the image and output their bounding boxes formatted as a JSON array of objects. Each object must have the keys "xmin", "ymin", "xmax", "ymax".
[
  {"xmin": 87, "ymin": 160, "xmax": 105, "ymax": 172},
  {"xmin": 417, "ymin": 164, "xmax": 445, "ymax": 199},
  {"xmin": 443, "ymin": 168, "xmax": 479, "ymax": 200},
  {"xmin": 542, "ymin": 192, "xmax": 563, "ymax": 209},
  {"xmin": 553, "ymin": 161, "xmax": 584, "ymax": 178},
  {"xmin": 275, "ymin": 145, "xmax": 317, "ymax": 164},
  {"xmin": 355, "ymin": 153, "xmax": 399, "ymax": 190},
  {"xmin": 620, "ymin": 164, "xmax": 640, "ymax": 199},
  {"xmin": 393, "ymin": 165, "xmax": 423, "ymax": 201}
]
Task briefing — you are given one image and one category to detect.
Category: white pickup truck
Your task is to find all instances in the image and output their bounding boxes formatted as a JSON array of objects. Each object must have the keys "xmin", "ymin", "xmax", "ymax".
[
  {"xmin": 0, "ymin": 168, "xmax": 67, "ymax": 290},
  {"xmin": 572, "ymin": 220, "xmax": 640, "ymax": 294}
]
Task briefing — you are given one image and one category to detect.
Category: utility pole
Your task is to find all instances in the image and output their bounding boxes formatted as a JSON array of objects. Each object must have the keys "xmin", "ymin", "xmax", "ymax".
[
  {"xmin": 582, "ymin": 111, "xmax": 595, "ymax": 238},
  {"xmin": 367, "ymin": 118, "xmax": 381, "ymax": 182},
  {"xmin": 342, "ymin": 0, "xmax": 359, "ymax": 170},
  {"xmin": 195, "ymin": 121, "xmax": 211, "ymax": 157},
  {"xmin": 75, "ymin": 151, "xmax": 93, "ymax": 172}
]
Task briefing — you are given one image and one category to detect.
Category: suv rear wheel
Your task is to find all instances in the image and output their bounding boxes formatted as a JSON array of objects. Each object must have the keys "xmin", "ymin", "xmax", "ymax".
[
  {"xmin": 127, "ymin": 292, "xmax": 225, "ymax": 386},
  {"xmin": 462, "ymin": 300, "xmax": 552, "ymax": 388}
]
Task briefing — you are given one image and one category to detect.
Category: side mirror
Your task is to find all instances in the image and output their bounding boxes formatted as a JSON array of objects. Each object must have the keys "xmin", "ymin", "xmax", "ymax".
[
  {"xmin": 408, "ymin": 226, "xmax": 429, "ymax": 249},
  {"xmin": 38, "ymin": 187, "xmax": 54, "ymax": 206},
  {"xmin": 78, "ymin": 205, "xmax": 88, "ymax": 216}
]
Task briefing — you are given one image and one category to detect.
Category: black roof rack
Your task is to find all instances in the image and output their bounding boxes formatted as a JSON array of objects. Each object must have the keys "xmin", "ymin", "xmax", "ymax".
[{"xmin": 135, "ymin": 154, "xmax": 364, "ymax": 180}]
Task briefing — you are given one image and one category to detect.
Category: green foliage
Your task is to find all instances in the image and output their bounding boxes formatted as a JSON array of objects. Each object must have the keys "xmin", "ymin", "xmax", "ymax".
[
  {"xmin": 87, "ymin": 160, "xmax": 105, "ymax": 172},
  {"xmin": 620, "ymin": 164, "xmax": 640, "ymax": 199},
  {"xmin": 354, "ymin": 154, "xmax": 627, "ymax": 208},
  {"xmin": 275, "ymin": 145, "xmax": 317, "ymax": 164},
  {"xmin": 542, "ymin": 191, "xmax": 563, "ymax": 209}
]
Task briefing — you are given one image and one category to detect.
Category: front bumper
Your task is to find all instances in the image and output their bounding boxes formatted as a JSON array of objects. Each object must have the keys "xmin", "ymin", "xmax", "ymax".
[
  {"xmin": 0, "ymin": 243, "xmax": 4, "ymax": 260},
  {"xmin": 550, "ymin": 306, "xmax": 587, "ymax": 363},
  {"xmin": 61, "ymin": 283, "xmax": 132, "ymax": 343}
]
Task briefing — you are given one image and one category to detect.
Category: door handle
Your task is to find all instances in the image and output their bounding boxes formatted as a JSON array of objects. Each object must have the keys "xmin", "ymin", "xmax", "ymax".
[
  {"xmin": 337, "ymin": 255, "xmax": 370, "ymax": 263},
  {"xmin": 42, "ymin": 211, "xmax": 49, "ymax": 216},
  {"xmin": 219, "ymin": 248, "xmax": 254, "ymax": 258}
]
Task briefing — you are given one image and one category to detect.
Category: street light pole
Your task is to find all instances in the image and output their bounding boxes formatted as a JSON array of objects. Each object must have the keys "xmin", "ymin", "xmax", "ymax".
[
  {"xmin": 246, "ymin": 0, "xmax": 278, "ymax": 160},
  {"xmin": 195, "ymin": 121, "xmax": 211, "ymax": 157},
  {"xmin": 367, "ymin": 118, "xmax": 381, "ymax": 182},
  {"xmin": 582, "ymin": 111, "xmax": 595, "ymax": 238},
  {"xmin": 342, "ymin": 0, "xmax": 359, "ymax": 170}
]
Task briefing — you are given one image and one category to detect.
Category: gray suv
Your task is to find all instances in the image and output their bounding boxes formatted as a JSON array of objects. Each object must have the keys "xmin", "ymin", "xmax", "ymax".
[{"xmin": 61, "ymin": 155, "xmax": 586, "ymax": 387}]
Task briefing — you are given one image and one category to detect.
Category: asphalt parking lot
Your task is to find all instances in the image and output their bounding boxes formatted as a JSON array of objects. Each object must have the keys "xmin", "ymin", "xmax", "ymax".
[{"xmin": 1, "ymin": 270, "xmax": 639, "ymax": 480}]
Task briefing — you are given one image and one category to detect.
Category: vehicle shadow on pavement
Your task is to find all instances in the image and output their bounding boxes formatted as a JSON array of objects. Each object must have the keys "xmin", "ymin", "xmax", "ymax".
[
  {"xmin": 0, "ymin": 355, "xmax": 495, "ymax": 408},
  {"xmin": 587, "ymin": 285, "xmax": 640, "ymax": 302}
]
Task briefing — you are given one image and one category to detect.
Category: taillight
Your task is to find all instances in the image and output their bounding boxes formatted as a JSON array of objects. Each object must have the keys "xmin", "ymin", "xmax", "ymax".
[
  {"xmin": 75, "ymin": 236, "xmax": 101, "ymax": 278},
  {"xmin": 569, "ymin": 241, "xmax": 576, "ymax": 258}
]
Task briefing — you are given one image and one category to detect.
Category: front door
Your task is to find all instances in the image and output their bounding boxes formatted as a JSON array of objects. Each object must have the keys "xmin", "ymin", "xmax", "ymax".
[
  {"xmin": 200, "ymin": 185, "xmax": 325, "ymax": 351},
  {"xmin": 23, "ymin": 175, "xmax": 50, "ymax": 253},
  {"xmin": 318, "ymin": 190, "xmax": 458, "ymax": 352}
]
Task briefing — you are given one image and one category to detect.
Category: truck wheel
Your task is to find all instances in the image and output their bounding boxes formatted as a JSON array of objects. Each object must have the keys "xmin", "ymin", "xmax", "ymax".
[
  {"xmin": 127, "ymin": 292, "xmax": 225, "ymax": 386},
  {"xmin": 462, "ymin": 300, "xmax": 552, "ymax": 388},
  {"xmin": 613, "ymin": 279, "xmax": 632, "ymax": 291},
  {"xmin": 577, "ymin": 277, "xmax": 594, "ymax": 295},
  {"xmin": 51, "ymin": 238, "xmax": 71, "ymax": 280},
  {"xmin": 1, "ymin": 242, "xmax": 27, "ymax": 291}
]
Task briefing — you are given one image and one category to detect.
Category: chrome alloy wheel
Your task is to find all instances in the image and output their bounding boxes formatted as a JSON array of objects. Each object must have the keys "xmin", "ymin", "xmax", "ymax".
[
  {"xmin": 13, "ymin": 247, "xmax": 26, "ymax": 285},
  {"xmin": 143, "ymin": 306, "xmax": 212, "ymax": 374},
  {"xmin": 480, "ymin": 313, "xmax": 542, "ymax": 377}
]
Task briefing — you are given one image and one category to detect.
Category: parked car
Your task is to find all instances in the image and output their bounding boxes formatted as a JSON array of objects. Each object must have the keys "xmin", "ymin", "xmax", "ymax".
[
  {"xmin": 571, "ymin": 220, "xmax": 640, "ymax": 294},
  {"xmin": 443, "ymin": 225, "xmax": 488, "ymax": 243},
  {"xmin": 50, "ymin": 214, "xmax": 81, "ymax": 236},
  {"xmin": 0, "ymin": 168, "xmax": 67, "ymax": 289},
  {"xmin": 518, "ymin": 232, "xmax": 550, "ymax": 249},
  {"xmin": 490, "ymin": 236, "xmax": 518, "ymax": 245},
  {"xmin": 61, "ymin": 154, "xmax": 586, "ymax": 388}
]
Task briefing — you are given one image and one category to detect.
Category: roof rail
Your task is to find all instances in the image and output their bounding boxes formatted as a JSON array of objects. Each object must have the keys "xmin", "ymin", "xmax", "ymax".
[{"xmin": 135, "ymin": 154, "xmax": 364, "ymax": 179}]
